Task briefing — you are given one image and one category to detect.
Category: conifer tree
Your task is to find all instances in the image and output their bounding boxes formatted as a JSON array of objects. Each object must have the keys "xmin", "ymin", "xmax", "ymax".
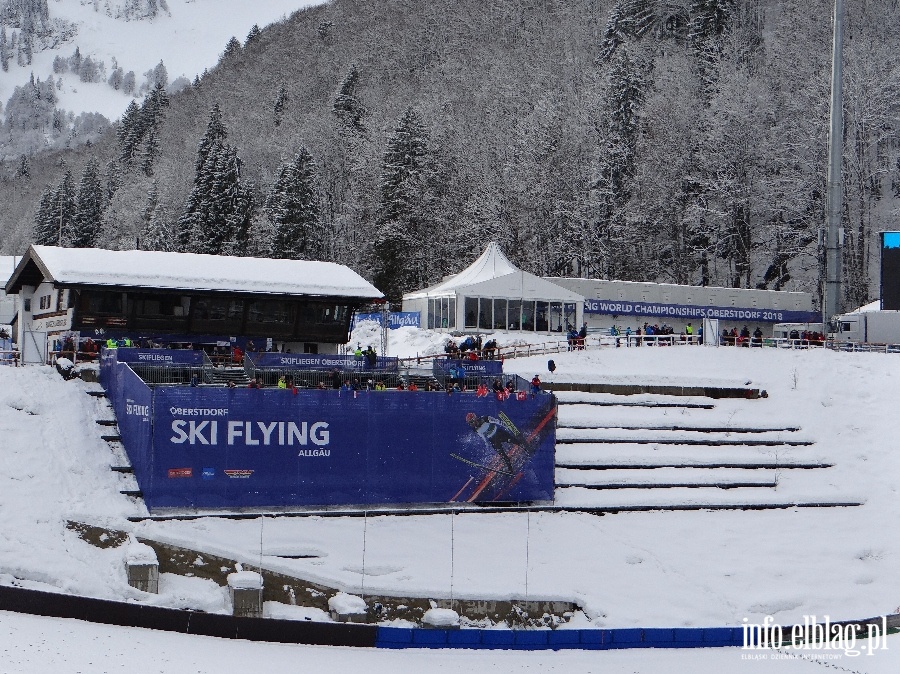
[
  {"xmin": 32, "ymin": 187, "xmax": 57, "ymax": 245},
  {"xmin": 273, "ymin": 84, "xmax": 287, "ymax": 127},
  {"xmin": 373, "ymin": 107, "xmax": 429, "ymax": 302},
  {"xmin": 178, "ymin": 104, "xmax": 227, "ymax": 250},
  {"xmin": 103, "ymin": 160, "xmax": 122, "ymax": 206},
  {"xmin": 690, "ymin": 0, "xmax": 734, "ymax": 43},
  {"xmin": 117, "ymin": 100, "xmax": 143, "ymax": 161},
  {"xmin": 0, "ymin": 27, "xmax": 9, "ymax": 73},
  {"xmin": 221, "ymin": 36, "xmax": 241, "ymax": 62},
  {"xmin": 246, "ymin": 24, "xmax": 261, "ymax": 46},
  {"xmin": 332, "ymin": 65, "xmax": 366, "ymax": 133},
  {"xmin": 265, "ymin": 147, "xmax": 320, "ymax": 260},
  {"xmin": 139, "ymin": 182, "xmax": 173, "ymax": 252},
  {"xmin": 45, "ymin": 172, "xmax": 76, "ymax": 247},
  {"xmin": 71, "ymin": 159, "xmax": 103, "ymax": 248}
]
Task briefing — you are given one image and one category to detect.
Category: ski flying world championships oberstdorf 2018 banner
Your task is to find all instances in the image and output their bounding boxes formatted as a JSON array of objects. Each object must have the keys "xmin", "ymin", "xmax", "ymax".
[
  {"xmin": 101, "ymin": 351, "xmax": 555, "ymax": 510},
  {"xmin": 583, "ymin": 300, "xmax": 819, "ymax": 324}
]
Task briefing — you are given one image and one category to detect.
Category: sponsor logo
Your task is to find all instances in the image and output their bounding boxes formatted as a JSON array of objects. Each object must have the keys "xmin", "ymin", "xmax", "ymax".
[
  {"xmin": 224, "ymin": 469, "xmax": 254, "ymax": 478},
  {"xmin": 168, "ymin": 467, "xmax": 192, "ymax": 478},
  {"xmin": 169, "ymin": 407, "xmax": 229, "ymax": 417},
  {"xmin": 202, "ymin": 467, "xmax": 215, "ymax": 480},
  {"xmin": 298, "ymin": 449, "xmax": 331, "ymax": 457}
]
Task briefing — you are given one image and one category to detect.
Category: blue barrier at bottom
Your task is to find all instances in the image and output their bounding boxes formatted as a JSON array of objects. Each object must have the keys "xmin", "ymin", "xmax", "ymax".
[{"xmin": 375, "ymin": 625, "xmax": 747, "ymax": 651}]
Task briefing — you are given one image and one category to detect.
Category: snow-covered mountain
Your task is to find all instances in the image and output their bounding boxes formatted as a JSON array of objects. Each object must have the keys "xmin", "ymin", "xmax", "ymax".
[{"xmin": 0, "ymin": 0, "xmax": 321, "ymax": 125}]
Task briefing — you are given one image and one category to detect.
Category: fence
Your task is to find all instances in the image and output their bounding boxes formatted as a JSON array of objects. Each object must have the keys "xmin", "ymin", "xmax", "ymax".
[{"xmin": 0, "ymin": 349, "xmax": 19, "ymax": 366}]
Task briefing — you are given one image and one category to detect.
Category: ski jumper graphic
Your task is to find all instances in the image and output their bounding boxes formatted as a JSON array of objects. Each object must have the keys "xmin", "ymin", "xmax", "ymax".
[{"xmin": 450, "ymin": 400, "xmax": 557, "ymax": 503}]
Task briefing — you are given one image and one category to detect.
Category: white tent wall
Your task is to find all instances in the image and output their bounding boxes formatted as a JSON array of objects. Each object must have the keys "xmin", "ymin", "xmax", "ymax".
[{"xmin": 457, "ymin": 272, "xmax": 583, "ymax": 334}]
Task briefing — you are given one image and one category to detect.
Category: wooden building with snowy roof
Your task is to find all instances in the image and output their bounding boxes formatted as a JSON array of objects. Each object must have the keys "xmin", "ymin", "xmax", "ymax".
[{"xmin": 5, "ymin": 245, "xmax": 382, "ymax": 355}]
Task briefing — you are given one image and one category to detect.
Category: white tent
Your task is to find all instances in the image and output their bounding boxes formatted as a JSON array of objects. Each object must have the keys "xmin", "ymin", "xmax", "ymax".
[{"xmin": 402, "ymin": 242, "xmax": 583, "ymax": 334}]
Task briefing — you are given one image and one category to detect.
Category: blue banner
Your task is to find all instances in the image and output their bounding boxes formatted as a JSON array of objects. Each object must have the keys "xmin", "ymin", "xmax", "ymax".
[
  {"xmin": 99, "ymin": 348, "xmax": 153, "ymax": 479},
  {"xmin": 433, "ymin": 359, "xmax": 504, "ymax": 377},
  {"xmin": 352, "ymin": 312, "xmax": 421, "ymax": 329},
  {"xmin": 137, "ymin": 388, "xmax": 554, "ymax": 510},
  {"xmin": 583, "ymin": 299, "xmax": 818, "ymax": 324},
  {"xmin": 251, "ymin": 353, "xmax": 399, "ymax": 372},
  {"xmin": 115, "ymin": 349, "xmax": 205, "ymax": 366}
]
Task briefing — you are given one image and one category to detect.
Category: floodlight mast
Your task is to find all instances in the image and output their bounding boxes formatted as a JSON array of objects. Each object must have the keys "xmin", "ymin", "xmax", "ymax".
[{"xmin": 824, "ymin": 0, "xmax": 844, "ymax": 329}]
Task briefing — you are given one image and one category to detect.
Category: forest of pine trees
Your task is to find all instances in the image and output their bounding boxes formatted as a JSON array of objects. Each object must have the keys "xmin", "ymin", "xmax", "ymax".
[{"xmin": 3, "ymin": 0, "xmax": 900, "ymax": 313}]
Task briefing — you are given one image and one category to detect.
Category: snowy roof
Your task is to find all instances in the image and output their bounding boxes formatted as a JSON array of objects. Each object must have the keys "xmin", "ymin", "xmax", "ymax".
[
  {"xmin": 405, "ymin": 242, "xmax": 536, "ymax": 299},
  {"xmin": 846, "ymin": 299, "xmax": 881, "ymax": 313},
  {"xmin": 6, "ymin": 246, "xmax": 383, "ymax": 300}
]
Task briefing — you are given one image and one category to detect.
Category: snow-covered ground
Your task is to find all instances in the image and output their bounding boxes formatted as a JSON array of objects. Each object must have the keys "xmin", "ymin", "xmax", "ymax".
[
  {"xmin": 0, "ymin": 0, "xmax": 322, "ymax": 122},
  {"xmin": 2, "ymin": 330, "xmax": 900, "ymax": 670}
]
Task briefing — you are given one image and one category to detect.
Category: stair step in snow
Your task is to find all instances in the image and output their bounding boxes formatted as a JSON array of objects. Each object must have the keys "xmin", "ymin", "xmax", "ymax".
[
  {"xmin": 557, "ymin": 424, "xmax": 800, "ymax": 433},
  {"xmin": 95, "ymin": 419, "xmax": 118, "ymax": 426},
  {"xmin": 556, "ymin": 462, "xmax": 833, "ymax": 470},
  {"xmin": 101, "ymin": 434, "xmax": 122, "ymax": 442},
  {"xmin": 556, "ymin": 438, "xmax": 814, "ymax": 447},
  {"xmin": 556, "ymin": 481, "xmax": 777, "ymax": 490},
  {"xmin": 110, "ymin": 466, "xmax": 133, "ymax": 473},
  {"xmin": 86, "ymin": 390, "xmax": 107, "ymax": 397},
  {"xmin": 556, "ymin": 400, "xmax": 715, "ymax": 409}
]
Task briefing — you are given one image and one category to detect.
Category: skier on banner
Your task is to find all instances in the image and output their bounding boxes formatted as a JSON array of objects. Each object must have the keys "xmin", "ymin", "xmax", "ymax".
[{"xmin": 466, "ymin": 412, "xmax": 521, "ymax": 474}]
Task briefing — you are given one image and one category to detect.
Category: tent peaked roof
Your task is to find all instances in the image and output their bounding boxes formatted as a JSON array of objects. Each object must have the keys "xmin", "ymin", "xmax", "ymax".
[{"xmin": 405, "ymin": 242, "xmax": 521, "ymax": 298}]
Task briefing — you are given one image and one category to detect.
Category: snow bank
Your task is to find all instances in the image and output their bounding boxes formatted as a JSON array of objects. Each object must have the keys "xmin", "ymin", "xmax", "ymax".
[
  {"xmin": 227, "ymin": 570, "xmax": 263, "ymax": 590},
  {"xmin": 327, "ymin": 592, "xmax": 366, "ymax": 615},
  {"xmin": 422, "ymin": 607, "xmax": 460, "ymax": 628}
]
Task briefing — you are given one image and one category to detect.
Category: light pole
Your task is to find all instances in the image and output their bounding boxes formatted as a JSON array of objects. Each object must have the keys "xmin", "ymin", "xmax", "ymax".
[{"xmin": 824, "ymin": 0, "xmax": 844, "ymax": 330}]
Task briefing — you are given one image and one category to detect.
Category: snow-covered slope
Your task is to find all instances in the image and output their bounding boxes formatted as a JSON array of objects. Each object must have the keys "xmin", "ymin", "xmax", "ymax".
[
  {"xmin": 0, "ymin": 0, "xmax": 322, "ymax": 123},
  {"xmin": 3, "ymin": 331, "xmax": 900, "ymax": 671}
]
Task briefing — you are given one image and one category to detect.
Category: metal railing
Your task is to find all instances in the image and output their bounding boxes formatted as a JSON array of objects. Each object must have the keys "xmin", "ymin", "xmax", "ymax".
[{"xmin": 0, "ymin": 350, "xmax": 19, "ymax": 366}]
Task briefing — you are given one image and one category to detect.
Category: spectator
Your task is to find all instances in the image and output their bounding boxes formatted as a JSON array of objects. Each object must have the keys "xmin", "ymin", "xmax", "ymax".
[
  {"xmin": 248, "ymin": 379, "xmax": 261, "ymax": 389},
  {"xmin": 407, "ymin": 382, "xmax": 418, "ymax": 391},
  {"xmin": 530, "ymin": 375, "xmax": 542, "ymax": 398},
  {"xmin": 567, "ymin": 327, "xmax": 578, "ymax": 351}
]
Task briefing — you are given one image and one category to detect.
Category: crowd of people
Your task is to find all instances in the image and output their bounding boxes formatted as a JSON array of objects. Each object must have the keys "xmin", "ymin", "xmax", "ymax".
[{"xmin": 443, "ymin": 335, "xmax": 500, "ymax": 360}]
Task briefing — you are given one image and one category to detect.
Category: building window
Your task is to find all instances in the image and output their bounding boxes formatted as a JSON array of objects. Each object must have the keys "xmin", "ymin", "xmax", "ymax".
[
  {"xmin": 464, "ymin": 297, "xmax": 478, "ymax": 329},
  {"xmin": 564, "ymin": 303, "xmax": 577, "ymax": 331},
  {"xmin": 448, "ymin": 298, "xmax": 456, "ymax": 329},
  {"xmin": 478, "ymin": 298, "xmax": 492, "ymax": 330},
  {"xmin": 549, "ymin": 302, "xmax": 563, "ymax": 332},
  {"xmin": 508, "ymin": 300, "xmax": 522, "ymax": 330},
  {"xmin": 78, "ymin": 290, "xmax": 123, "ymax": 316},
  {"xmin": 536, "ymin": 301, "xmax": 549, "ymax": 331},
  {"xmin": 493, "ymin": 299, "xmax": 508, "ymax": 330},
  {"xmin": 521, "ymin": 301, "xmax": 535, "ymax": 331}
]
